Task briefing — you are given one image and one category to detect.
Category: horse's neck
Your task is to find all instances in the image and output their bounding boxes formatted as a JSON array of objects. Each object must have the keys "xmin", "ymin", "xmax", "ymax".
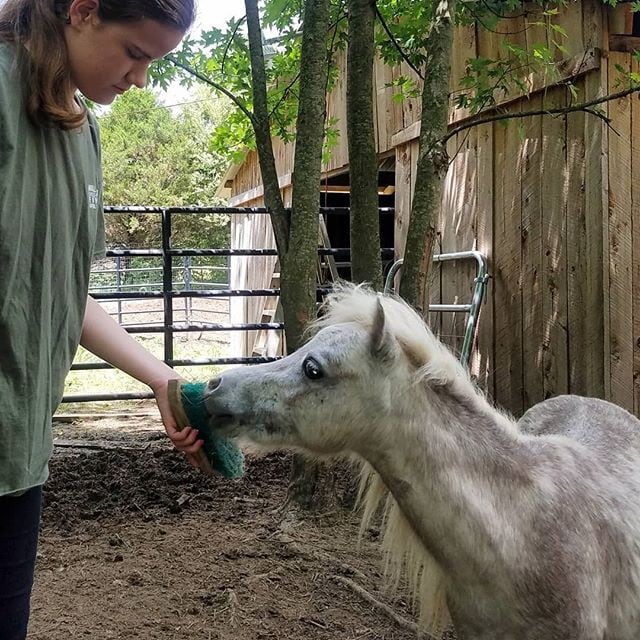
[{"xmin": 370, "ymin": 377, "xmax": 531, "ymax": 586}]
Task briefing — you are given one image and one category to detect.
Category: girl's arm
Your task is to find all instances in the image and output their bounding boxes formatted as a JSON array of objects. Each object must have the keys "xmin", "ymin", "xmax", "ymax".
[{"xmin": 80, "ymin": 295, "xmax": 204, "ymax": 466}]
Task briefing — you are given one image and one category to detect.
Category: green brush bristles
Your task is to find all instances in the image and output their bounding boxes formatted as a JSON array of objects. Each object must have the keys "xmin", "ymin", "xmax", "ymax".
[{"xmin": 179, "ymin": 382, "xmax": 244, "ymax": 479}]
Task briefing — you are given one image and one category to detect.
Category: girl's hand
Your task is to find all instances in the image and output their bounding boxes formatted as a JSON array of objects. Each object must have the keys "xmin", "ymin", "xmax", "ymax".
[{"xmin": 150, "ymin": 377, "xmax": 205, "ymax": 469}]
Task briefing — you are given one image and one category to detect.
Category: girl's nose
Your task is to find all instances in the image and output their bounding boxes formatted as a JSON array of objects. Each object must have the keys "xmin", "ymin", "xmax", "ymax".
[{"xmin": 125, "ymin": 66, "xmax": 148, "ymax": 89}]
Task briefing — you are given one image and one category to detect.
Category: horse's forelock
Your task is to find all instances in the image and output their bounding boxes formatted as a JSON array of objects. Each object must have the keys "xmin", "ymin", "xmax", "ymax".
[{"xmin": 313, "ymin": 284, "xmax": 464, "ymax": 384}]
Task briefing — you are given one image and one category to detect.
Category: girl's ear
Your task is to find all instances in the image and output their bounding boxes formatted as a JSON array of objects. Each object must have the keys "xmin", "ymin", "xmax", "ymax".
[
  {"xmin": 370, "ymin": 297, "xmax": 396, "ymax": 363},
  {"xmin": 67, "ymin": 0, "xmax": 100, "ymax": 26}
]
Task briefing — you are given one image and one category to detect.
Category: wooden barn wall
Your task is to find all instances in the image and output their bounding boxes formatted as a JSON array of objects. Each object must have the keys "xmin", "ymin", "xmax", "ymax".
[
  {"xmin": 227, "ymin": 0, "xmax": 640, "ymax": 416},
  {"xmin": 229, "ymin": 51, "xmax": 422, "ymax": 203},
  {"xmin": 229, "ymin": 187, "xmax": 291, "ymax": 359},
  {"xmin": 606, "ymin": 51, "xmax": 640, "ymax": 417},
  {"xmin": 394, "ymin": 1, "xmax": 616, "ymax": 417},
  {"xmin": 229, "ymin": 200, "xmax": 278, "ymax": 359},
  {"xmin": 633, "ymin": 56, "xmax": 640, "ymax": 419}
]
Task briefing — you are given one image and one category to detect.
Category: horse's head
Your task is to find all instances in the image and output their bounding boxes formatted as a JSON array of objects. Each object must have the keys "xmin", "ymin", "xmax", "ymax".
[{"xmin": 204, "ymin": 285, "xmax": 465, "ymax": 456}]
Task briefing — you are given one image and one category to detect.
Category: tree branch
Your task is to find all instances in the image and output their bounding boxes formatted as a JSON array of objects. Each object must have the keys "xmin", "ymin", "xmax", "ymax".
[
  {"xmin": 375, "ymin": 6, "xmax": 424, "ymax": 81},
  {"xmin": 269, "ymin": 71, "xmax": 301, "ymax": 119},
  {"xmin": 244, "ymin": 0, "xmax": 289, "ymax": 256},
  {"xmin": 441, "ymin": 84, "xmax": 640, "ymax": 146},
  {"xmin": 164, "ymin": 55, "xmax": 255, "ymax": 125},
  {"xmin": 331, "ymin": 575, "xmax": 436, "ymax": 639},
  {"xmin": 268, "ymin": 9, "xmax": 345, "ymax": 121},
  {"xmin": 220, "ymin": 15, "xmax": 247, "ymax": 76}
]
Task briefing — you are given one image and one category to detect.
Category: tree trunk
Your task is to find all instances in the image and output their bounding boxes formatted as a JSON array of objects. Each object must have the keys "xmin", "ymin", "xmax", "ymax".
[
  {"xmin": 281, "ymin": 0, "xmax": 331, "ymax": 510},
  {"xmin": 346, "ymin": 0, "xmax": 382, "ymax": 289},
  {"xmin": 280, "ymin": 0, "xmax": 330, "ymax": 351},
  {"xmin": 398, "ymin": 0, "xmax": 456, "ymax": 314},
  {"xmin": 244, "ymin": 0, "xmax": 289, "ymax": 255}
]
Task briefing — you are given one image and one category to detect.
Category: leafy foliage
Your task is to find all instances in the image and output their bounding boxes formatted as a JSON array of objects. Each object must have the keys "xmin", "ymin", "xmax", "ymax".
[
  {"xmin": 99, "ymin": 87, "xmax": 230, "ymax": 254},
  {"xmin": 150, "ymin": 1, "xmax": 347, "ymax": 161},
  {"xmin": 146, "ymin": 0, "xmax": 631, "ymax": 162}
]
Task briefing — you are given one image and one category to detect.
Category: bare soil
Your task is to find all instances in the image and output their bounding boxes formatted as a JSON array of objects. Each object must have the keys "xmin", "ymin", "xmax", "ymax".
[{"xmin": 29, "ymin": 414, "xmax": 422, "ymax": 640}]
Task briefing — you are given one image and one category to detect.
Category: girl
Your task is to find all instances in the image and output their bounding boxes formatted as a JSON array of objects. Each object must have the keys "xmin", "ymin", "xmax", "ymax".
[{"xmin": 0, "ymin": 1, "xmax": 204, "ymax": 637}]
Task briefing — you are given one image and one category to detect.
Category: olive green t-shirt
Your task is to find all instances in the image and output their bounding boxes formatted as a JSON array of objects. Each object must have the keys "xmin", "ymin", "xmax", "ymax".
[{"xmin": 0, "ymin": 43, "xmax": 106, "ymax": 496}]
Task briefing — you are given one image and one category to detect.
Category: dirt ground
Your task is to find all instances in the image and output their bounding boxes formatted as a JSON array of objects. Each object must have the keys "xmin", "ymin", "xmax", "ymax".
[{"xmin": 29, "ymin": 413, "xmax": 424, "ymax": 640}]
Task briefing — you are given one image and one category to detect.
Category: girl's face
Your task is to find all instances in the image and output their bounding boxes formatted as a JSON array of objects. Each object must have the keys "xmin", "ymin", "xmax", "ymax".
[{"xmin": 64, "ymin": 0, "xmax": 184, "ymax": 105}]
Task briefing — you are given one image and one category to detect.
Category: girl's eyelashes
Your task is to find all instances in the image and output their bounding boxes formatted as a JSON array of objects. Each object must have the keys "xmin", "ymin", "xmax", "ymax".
[{"xmin": 127, "ymin": 48, "xmax": 145, "ymax": 61}]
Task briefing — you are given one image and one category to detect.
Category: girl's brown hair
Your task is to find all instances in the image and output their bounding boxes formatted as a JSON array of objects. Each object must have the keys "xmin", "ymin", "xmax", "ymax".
[{"xmin": 0, "ymin": 0, "xmax": 195, "ymax": 129}]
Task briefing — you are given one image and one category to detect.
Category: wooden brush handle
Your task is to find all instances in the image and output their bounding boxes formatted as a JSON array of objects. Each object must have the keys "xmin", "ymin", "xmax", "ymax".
[{"xmin": 167, "ymin": 379, "xmax": 215, "ymax": 477}]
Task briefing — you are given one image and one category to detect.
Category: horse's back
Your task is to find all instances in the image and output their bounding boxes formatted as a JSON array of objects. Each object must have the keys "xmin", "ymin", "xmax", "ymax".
[
  {"xmin": 518, "ymin": 395, "xmax": 640, "ymax": 638},
  {"xmin": 518, "ymin": 394, "xmax": 640, "ymax": 461}
]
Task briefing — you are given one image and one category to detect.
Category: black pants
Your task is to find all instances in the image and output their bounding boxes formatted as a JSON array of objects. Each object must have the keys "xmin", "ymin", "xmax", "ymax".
[{"xmin": 0, "ymin": 486, "xmax": 42, "ymax": 640}]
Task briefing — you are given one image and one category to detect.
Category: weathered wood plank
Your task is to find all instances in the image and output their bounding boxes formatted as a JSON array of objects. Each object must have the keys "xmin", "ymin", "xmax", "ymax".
[
  {"xmin": 565, "ymin": 90, "xmax": 589, "ymax": 394},
  {"xmin": 582, "ymin": 0, "xmax": 604, "ymax": 51},
  {"xmin": 410, "ymin": 139, "xmax": 419, "ymax": 210},
  {"xmin": 609, "ymin": 35, "xmax": 640, "ymax": 53},
  {"xmin": 493, "ymin": 114, "xmax": 524, "ymax": 415},
  {"xmin": 449, "ymin": 23, "xmax": 476, "ymax": 123},
  {"xmin": 600, "ymin": 49, "xmax": 612, "ymax": 400},
  {"xmin": 607, "ymin": 52, "xmax": 634, "ymax": 411},
  {"xmin": 439, "ymin": 135, "xmax": 460, "ymax": 349},
  {"xmin": 400, "ymin": 61, "xmax": 421, "ymax": 131},
  {"xmin": 390, "ymin": 62, "xmax": 407, "ymax": 138},
  {"xmin": 394, "ymin": 143, "xmax": 412, "ymax": 261},
  {"xmin": 322, "ymin": 50, "xmax": 348, "ymax": 174},
  {"xmin": 440, "ymin": 133, "xmax": 477, "ymax": 357},
  {"xmin": 475, "ymin": 8, "xmax": 502, "ymax": 63},
  {"xmin": 568, "ymin": 70, "xmax": 605, "ymax": 398},
  {"xmin": 472, "ymin": 123, "xmax": 494, "ymax": 396},
  {"xmin": 419, "ymin": 135, "xmax": 442, "ymax": 338},
  {"xmin": 442, "ymin": 16, "xmax": 480, "ymax": 352},
  {"xmin": 559, "ymin": 0, "xmax": 585, "ymax": 57},
  {"xmin": 231, "ymin": 208, "xmax": 279, "ymax": 358},
  {"xmin": 631, "ymin": 56, "xmax": 640, "ymax": 416},
  {"xmin": 519, "ymin": 6, "xmax": 547, "ymax": 405},
  {"xmin": 520, "ymin": 94, "xmax": 545, "ymax": 408},
  {"xmin": 540, "ymin": 86, "xmax": 569, "ymax": 399},
  {"xmin": 375, "ymin": 57, "xmax": 395, "ymax": 154}
]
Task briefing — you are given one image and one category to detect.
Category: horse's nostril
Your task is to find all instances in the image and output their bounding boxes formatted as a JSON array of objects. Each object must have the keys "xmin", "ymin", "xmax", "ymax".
[{"xmin": 207, "ymin": 377, "xmax": 222, "ymax": 392}]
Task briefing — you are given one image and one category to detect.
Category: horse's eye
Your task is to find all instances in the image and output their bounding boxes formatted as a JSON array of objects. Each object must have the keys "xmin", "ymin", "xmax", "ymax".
[{"xmin": 302, "ymin": 357, "xmax": 323, "ymax": 380}]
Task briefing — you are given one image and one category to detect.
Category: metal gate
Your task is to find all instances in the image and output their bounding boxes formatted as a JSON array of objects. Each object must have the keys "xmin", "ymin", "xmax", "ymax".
[
  {"xmin": 62, "ymin": 206, "xmax": 395, "ymax": 403},
  {"xmin": 63, "ymin": 206, "xmax": 488, "ymax": 404}
]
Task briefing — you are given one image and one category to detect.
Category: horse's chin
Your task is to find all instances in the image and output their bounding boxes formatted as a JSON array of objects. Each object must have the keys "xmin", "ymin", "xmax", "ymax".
[
  {"xmin": 208, "ymin": 415, "xmax": 280, "ymax": 445},
  {"xmin": 208, "ymin": 414, "xmax": 246, "ymax": 439}
]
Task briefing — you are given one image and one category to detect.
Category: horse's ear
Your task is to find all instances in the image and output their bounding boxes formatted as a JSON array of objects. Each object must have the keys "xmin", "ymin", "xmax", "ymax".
[{"xmin": 370, "ymin": 297, "xmax": 395, "ymax": 362}]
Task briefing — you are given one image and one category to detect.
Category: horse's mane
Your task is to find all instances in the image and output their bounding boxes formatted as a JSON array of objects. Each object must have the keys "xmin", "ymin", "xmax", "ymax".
[
  {"xmin": 312, "ymin": 284, "xmax": 455, "ymax": 633},
  {"xmin": 354, "ymin": 459, "xmax": 452, "ymax": 634}
]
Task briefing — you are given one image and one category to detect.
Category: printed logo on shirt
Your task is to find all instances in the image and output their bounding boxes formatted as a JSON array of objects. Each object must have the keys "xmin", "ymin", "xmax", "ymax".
[{"xmin": 87, "ymin": 184, "xmax": 99, "ymax": 210}]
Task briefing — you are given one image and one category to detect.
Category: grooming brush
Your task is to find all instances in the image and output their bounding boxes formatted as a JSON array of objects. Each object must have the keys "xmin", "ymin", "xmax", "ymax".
[{"xmin": 167, "ymin": 380, "xmax": 244, "ymax": 479}]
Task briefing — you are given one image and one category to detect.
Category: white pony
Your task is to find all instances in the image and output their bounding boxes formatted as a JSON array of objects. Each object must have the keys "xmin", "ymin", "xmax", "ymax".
[{"xmin": 203, "ymin": 284, "xmax": 640, "ymax": 640}]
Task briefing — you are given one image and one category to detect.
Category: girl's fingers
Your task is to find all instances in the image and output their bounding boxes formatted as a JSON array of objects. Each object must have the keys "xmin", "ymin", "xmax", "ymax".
[
  {"xmin": 181, "ymin": 439, "xmax": 205, "ymax": 455},
  {"xmin": 170, "ymin": 425, "xmax": 198, "ymax": 444}
]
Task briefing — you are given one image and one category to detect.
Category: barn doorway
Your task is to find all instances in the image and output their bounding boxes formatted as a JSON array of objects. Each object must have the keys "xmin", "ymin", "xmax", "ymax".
[{"xmin": 319, "ymin": 156, "xmax": 395, "ymax": 280}]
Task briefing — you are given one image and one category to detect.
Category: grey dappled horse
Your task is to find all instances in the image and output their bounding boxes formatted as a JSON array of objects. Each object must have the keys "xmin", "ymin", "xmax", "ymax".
[{"xmin": 203, "ymin": 284, "xmax": 640, "ymax": 640}]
